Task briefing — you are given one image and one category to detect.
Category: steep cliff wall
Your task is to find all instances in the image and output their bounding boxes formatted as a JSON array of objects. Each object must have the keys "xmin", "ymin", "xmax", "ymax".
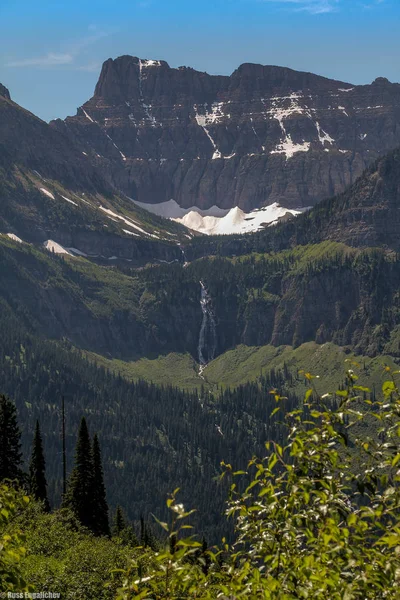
[{"xmin": 52, "ymin": 56, "xmax": 400, "ymax": 211}]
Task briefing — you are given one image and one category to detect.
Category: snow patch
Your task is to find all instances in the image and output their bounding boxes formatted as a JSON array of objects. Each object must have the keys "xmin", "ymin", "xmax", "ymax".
[
  {"xmin": 338, "ymin": 88, "xmax": 355, "ymax": 93},
  {"xmin": 271, "ymin": 139, "xmax": 310, "ymax": 160},
  {"xmin": 194, "ymin": 107, "xmax": 222, "ymax": 159},
  {"xmin": 173, "ymin": 203, "xmax": 308, "ymax": 236},
  {"xmin": 315, "ymin": 121, "xmax": 335, "ymax": 146},
  {"xmin": 82, "ymin": 109, "xmax": 94, "ymax": 123},
  {"xmin": 142, "ymin": 59, "xmax": 162, "ymax": 67},
  {"xmin": 40, "ymin": 188, "xmax": 55, "ymax": 200},
  {"xmin": 61, "ymin": 195, "xmax": 78, "ymax": 207},
  {"xmin": 99, "ymin": 206, "xmax": 156, "ymax": 237},
  {"xmin": 138, "ymin": 59, "xmax": 160, "ymax": 127},
  {"xmin": 44, "ymin": 240, "xmax": 72, "ymax": 255},
  {"xmin": 267, "ymin": 93, "xmax": 311, "ymax": 159},
  {"xmin": 338, "ymin": 106, "xmax": 349, "ymax": 117},
  {"xmin": 67, "ymin": 247, "xmax": 88, "ymax": 257},
  {"xmin": 6, "ymin": 233, "xmax": 24, "ymax": 243},
  {"xmin": 122, "ymin": 229, "xmax": 140, "ymax": 237},
  {"xmin": 81, "ymin": 107, "xmax": 127, "ymax": 160}
]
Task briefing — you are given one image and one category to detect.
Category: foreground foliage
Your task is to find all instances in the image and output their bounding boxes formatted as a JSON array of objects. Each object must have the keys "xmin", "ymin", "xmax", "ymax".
[
  {"xmin": 117, "ymin": 366, "xmax": 400, "ymax": 598},
  {"xmin": 2, "ymin": 365, "xmax": 400, "ymax": 598}
]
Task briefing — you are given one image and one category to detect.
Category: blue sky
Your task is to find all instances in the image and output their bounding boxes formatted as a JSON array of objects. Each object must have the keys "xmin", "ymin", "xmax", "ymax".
[{"xmin": 0, "ymin": 0, "xmax": 398, "ymax": 122}]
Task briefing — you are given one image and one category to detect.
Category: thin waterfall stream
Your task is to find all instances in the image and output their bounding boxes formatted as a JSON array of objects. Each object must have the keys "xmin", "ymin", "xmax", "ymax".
[{"xmin": 198, "ymin": 280, "xmax": 217, "ymax": 377}]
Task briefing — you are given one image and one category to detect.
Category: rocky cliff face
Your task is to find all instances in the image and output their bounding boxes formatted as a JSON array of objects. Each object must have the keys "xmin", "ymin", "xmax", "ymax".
[
  {"xmin": 0, "ymin": 84, "xmax": 10, "ymax": 100},
  {"xmin": 275, "ymin": 148, "xmax": 400, "ymax": 253},
  {"xmin": 52, "ymin": 56, "xmax": 400, "ymax": 211},
  {"xmin": 0, "ymin": 84, "xmax": 107, "ymax": 192}
]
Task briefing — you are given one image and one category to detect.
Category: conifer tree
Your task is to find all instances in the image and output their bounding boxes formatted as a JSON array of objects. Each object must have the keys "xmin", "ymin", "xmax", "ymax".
[
  {"xmin": 113, "ymin": 505, "xmax": 126, "ymax": 536},
  {"xmin": 0, "ymin": 395, "xmax": 23, "ymax": 483},
  {"xmin": 29, "ymin": 420, "xmax": 50, "ymax": 511},
  {"xmin": 63, "ymin": 417, "xmax": 94, "ymax": 530},
  {"xmin": 92, "ymin": 433, "xmax": 110, "ymax": 536}
]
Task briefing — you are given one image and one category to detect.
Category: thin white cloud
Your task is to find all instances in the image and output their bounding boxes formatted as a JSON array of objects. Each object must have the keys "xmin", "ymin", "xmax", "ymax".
[
  {"xmin": 261, "ymin": 0, "xmax": 339, "ymax": 14},
  {"xmin": 5, "ymin": 27, "xmax": 114, "ymax": 69},
  {"xmin": 7, "ymin": 53, "xmax": 74, "ymax": 68},
  {"xmin": 261, "ymin": 0, "xmax": 386, "ymax": 13},
  {"xmin": 74, "ymin": 62, "xmax": 102, "ymax": 72}
]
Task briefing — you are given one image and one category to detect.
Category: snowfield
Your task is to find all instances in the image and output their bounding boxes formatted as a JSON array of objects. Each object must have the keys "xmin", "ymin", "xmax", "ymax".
[
  {"xmin": 132, "ymin": 199, "xmax": 307, "ymax": 235},
  {"xmin": 6, "ymin": 233, "xmax": 24, "ymax": 243},
  {"xmin": 43, "ymin": 240, "xmax": 72, "ymax": 255}
]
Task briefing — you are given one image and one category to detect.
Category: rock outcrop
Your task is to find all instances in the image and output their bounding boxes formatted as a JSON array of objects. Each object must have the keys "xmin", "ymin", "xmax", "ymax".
[
  {"xmin": 0, "ymin": 83, "xmax": 10, "ymax": 100},
  {"xmin": 52, "ymin": 56, "xmax": 400, "ymax": 211},
  {"xmin": 0, "ymin": 84, "xmax": 107, "ymax": 192}
]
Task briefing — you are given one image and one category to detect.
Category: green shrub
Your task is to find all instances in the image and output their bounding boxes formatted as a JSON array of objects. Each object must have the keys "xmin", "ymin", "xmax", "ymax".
[
  {"xmin": 118, "ymin": 366, "xmax": 400, "ymax": 599},
  {"xmin": 0, "ymin": 484, "xmax": 31, "ymax": 592}
]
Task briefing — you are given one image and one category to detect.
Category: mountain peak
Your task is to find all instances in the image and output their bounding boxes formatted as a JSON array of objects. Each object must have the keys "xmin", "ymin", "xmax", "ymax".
[
  {"xmin": 372, "ymin": 77, "xmax": 391, "ymax": 86},
  {"xmin": 0, "ymin": 83, "xmax": 10, "ymax": 100},
  {"xmin": 94, "ymin": 55, "xmax": 170, "ymax": 102}
]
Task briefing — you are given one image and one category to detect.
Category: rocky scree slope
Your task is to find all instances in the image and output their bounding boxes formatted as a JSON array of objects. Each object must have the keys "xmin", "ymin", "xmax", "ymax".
[{"xmin": 52, "ymin": 56, "xmax": 400, "ymax": 211}]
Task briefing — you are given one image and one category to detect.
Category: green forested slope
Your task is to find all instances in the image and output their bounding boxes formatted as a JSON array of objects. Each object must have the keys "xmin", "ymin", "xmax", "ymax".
[
  {"xmin": 2, "ymin": 236, "xmax": 400, "ymax": 363},
  {"xmin": 0, "ymin": 301, "xmax": 302, "ymax": 541},
  {"xmin": 2, "ymin": 216, "xmax": 400, "ymax": 541}
]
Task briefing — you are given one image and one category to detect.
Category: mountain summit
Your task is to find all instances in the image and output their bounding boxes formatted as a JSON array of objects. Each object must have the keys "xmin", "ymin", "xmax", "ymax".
[
  {"xmin": 0, "ymin": 83, "xmax": 10, "ymax": 100},
  {"xmin": 51, "ymin": 56, "xmax": 400, "ymax": 212}
]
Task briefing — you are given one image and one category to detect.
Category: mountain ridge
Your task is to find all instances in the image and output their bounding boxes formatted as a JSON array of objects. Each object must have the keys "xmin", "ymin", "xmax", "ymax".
[
  {"xmin": 51, "ymin": 55, "xmax": 400, "ymax": 212},
  {"xmin": 0, "ymin": 84, "xmax": 193, "ymax": 263}
]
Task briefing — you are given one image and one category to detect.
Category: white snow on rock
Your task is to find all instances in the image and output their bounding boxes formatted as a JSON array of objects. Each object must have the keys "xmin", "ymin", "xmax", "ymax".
[
  {"xmin": 267, "ymin": 93, "xmax": 311, "ymax": 159},
  {"xmin": 40, "ymin": 188, "xmax": 55, "ymax": 200},
  {"xmin": 193, "ymin": 103, "xmax": 236, "ymax": 159},
  {"xmin": 271, "ymin": 138, "xmax": 310, "ymax": 160},
  {"xmin": 142, "ymin": 59, "xmax": 162, "ymax": 67},
  {"xmin": 194, "ymin": 107, "xmax": 222, "ymax": 159},
  {"xmin": 122, "ymin": 229, "xmax": 140, "ymax": 237},
  {"xmin": 82, "ymin": 107, "xmax": 127, "ymax": 159},
  {"xmin": 98, "ymin": 206, "xmax": 160, "ymax": 238},
  {"xmin": 82, "ymin": 109, "xmax": 94, "ymax": 123},
  {"xmin": 132, "ymin": 198, "xmax": 307, "ymax": 235},
  {"xmin": 315, "ymin": 121, "xmax": 335, "ymax": 146},
  {"xmin": 6, "ymin": 233, "xmax": 24, "ymax": 243},
  {"xmin": 67, "ymin": 247, "xmax": 88, "ymax": 257},
  {"xmin": 44, "ymin": 240, "xmax": 72, "ymax": 255},
  {"xmin": 174, "ymin": 203, "xmax": 308, "ymax": 236},
  {"xmin": 338, "ymin": 106, "xmax": 349, "ymax": 117},
  {"xmin": 61, "ymin": 195, "xmax": 78, "ymax": 206}
]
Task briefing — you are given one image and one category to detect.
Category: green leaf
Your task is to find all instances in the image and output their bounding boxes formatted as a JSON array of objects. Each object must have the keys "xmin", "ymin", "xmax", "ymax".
[{"xmin": 382, "ymin": 381, "xmax": 396, "ymax": 397}]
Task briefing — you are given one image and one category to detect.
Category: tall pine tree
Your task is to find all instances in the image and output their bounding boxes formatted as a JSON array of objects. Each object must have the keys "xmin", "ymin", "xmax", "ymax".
[
  {"xmin": 113, "ymin": 505, "xmax": 126, "ymax": 536},
  {"xmin": 0, "ymin": 395, "xmax": 23, "ymax": 483},
  {"xmin": 92, "ymin": 433, "xmax": 110, "ymax": 536},
  {"xmin": 29, "ymin": 420, "xmax": 50, "ymax": 511},
  {"xmin": 63, "ymin": 417, "xmax": 94, "ymax": 530}
]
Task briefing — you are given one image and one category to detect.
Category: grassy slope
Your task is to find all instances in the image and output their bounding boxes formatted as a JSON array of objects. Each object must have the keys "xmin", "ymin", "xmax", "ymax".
[
  {"xmin": 83, "ymin": 341, "xmax": 400, "ymax": 395},
  {"xmin": 2, "ymin": 234, "xmax": 399, "ymax": 393}
]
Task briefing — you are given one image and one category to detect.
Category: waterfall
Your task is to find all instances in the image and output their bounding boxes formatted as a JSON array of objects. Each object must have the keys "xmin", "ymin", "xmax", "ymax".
[
  {"xmin": 178, "ymin": 243, "xmax": 189, "ymax": 267},
  {"xmin": 198, "ymin": 281, "xmax": 217, "ymax": 369}
]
